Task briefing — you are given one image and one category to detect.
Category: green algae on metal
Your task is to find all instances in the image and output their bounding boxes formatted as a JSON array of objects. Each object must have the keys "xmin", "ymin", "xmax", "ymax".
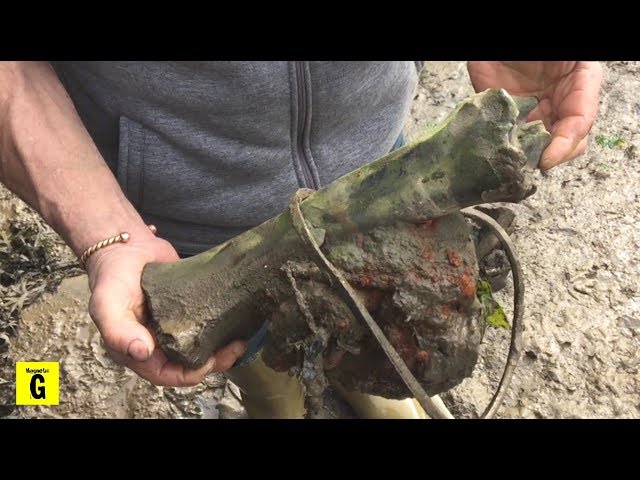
[{"xmin": 142, "ymin": 88, "xmax": 550, "ymax": 397}]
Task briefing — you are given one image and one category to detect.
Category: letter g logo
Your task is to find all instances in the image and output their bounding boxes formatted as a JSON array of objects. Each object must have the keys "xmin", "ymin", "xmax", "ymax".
[
  {"xmin": 16, "ymin": 362, "xmax": 59, "ymax": 405},
  {"xmin": 30, "ymin": 374, "xmax": 46, "ymax": 399}
]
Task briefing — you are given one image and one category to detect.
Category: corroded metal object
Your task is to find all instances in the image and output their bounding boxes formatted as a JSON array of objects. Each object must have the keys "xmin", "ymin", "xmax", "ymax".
[{"xmin": 141, "ymin": 88, "xmax": 550, "ymax": 400}]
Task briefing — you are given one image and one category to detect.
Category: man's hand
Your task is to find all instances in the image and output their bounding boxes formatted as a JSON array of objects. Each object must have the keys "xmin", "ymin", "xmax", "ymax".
[
  {"xmin": 85, "ymin": 235, "xmax": 246, "ymax": 386},
  {"xmin": 467, "ymin": 61, "xmax": 603, "ymax": 170}
]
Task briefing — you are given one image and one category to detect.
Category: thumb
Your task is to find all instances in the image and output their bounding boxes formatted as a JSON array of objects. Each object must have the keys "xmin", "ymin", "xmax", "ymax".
[{"xmin": 89, "ymin": 281, "xmax": 155, "ymax": 362}]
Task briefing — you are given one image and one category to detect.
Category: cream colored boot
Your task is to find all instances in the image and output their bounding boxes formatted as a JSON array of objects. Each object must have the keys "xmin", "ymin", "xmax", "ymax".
[
  {"xmin": 226, "ymin": 351, "xmax": 440, "ymax": 419},
  {"xmin": 331, "ymin": 381, "xmax": 429, "ymax": 419},
  {"xmin": 224, "ymin": 352, "xmax": 306, "ymax": 419}
]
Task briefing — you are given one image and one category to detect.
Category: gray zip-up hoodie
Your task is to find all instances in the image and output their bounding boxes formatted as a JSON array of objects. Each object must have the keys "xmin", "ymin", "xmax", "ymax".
[{"xmin": 53, "ymin": 62, "xmax": 420, "ymax": 255}]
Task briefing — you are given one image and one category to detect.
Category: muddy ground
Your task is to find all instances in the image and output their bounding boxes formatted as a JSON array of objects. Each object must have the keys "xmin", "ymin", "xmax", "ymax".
[{"xmin": 1, "ymin": 61, "xmax": 638, "ymax": 419}]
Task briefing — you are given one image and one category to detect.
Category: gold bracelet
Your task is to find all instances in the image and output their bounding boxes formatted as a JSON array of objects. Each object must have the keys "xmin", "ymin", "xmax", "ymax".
[{"xmin": 79, "ymin": 224, "xmax": 157, "ymax": 269}]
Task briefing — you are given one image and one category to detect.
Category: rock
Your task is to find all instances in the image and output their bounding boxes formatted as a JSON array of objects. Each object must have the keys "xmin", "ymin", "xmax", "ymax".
[{"xmin": 617, "ymin": 315, "xmax": 640, "ymax": 335}]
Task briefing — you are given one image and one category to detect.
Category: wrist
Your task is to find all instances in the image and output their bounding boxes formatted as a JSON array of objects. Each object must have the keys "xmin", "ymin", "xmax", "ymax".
[
  {"xmin": 83, "ymin": 223, "xmax": 166, "ymax": 280},
  {"xmin": 79, "ymin": 224, "xmax": 158, "ymax": 270}
]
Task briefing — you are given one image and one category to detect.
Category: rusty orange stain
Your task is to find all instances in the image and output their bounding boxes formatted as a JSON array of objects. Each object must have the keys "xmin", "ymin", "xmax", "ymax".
[
  {"xmin": 421, "ymin": 248, "xmax": 434, "ymax": 262},
  {"xmin": 359, "ymin": 273, "xmax": 372, "ymax": 287},
  {"xmin": 447, "ymin": 250, "xmax": 462, "ymax": 267},
  {"xmin": 336, "ymin": 319, "xmax": 349, "ymax": 331},
  {"xmin": 415, "ymin": 350, "xmax": 431, "ymax": 364},
  {"xmin": 457, "ymin": 271, "xmax": 476, "ymax": 298},
  {"xmin": 387, "ymin": 323, "xmax": 418, "ymax": 370}
]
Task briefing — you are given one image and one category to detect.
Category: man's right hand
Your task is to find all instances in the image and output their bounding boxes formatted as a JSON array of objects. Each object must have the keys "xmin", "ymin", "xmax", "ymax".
[{"xmin": 85, "ymin": 234, "xmax": 246, "ymax": 387}]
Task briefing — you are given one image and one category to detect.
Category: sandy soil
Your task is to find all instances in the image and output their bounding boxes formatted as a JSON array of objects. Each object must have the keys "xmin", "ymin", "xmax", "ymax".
[{"xmin": 1, "ymin": 61, "xmax": 638, "ymax": 419}]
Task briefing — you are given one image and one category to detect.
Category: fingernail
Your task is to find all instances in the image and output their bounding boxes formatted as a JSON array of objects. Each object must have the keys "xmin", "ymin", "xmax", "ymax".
[
  {"xmin": 127, "ymin": 338, "xmax": 151, "ymax": 361},
  {"xmin": 233, "ymin": 342, "xmax": 247, "ymax": 356}
]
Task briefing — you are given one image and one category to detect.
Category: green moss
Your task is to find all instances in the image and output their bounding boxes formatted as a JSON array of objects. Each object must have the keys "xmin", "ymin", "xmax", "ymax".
[
  {"xmin": 596, "ymin": 134, "xmax": 625, "ymax": 149},
  {"xmin": 476, "ymin": 280, "xmax": 510, "ymax": 339}
]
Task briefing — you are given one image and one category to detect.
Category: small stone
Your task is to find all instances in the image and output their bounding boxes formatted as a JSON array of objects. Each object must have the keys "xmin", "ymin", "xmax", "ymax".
[
  {"xmin": 573, "ymin": 278, "xmax": 596, "ymax": 295},
  {"xmin": 565, "ymin": 383, "xmax": 578, "ymax": 392},
  {"xmin": 617, "ymin": 315, "xmax": 640, "ymax": 334},
  {"xmin": 606, "ymin": 382, "xmax": 620, "ymax": 396},
  {"xmin": 625, "ymin": 144, "xmax": 637, "ymax": 159},
  {"xmin": 543, "ymin": 368, "xmax": 563, "ymax": 384}
]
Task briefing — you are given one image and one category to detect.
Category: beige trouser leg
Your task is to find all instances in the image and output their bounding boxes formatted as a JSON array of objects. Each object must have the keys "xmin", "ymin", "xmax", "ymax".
[
  {"xmin": 224, "ymin": 352, "xmax": 306, "ymax": 419},
  {"xmin": 225, "ymin": 352, "xmax": 429, "ymax": 419}
]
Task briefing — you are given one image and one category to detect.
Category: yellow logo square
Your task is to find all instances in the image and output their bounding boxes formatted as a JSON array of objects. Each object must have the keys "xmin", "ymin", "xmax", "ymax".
[{"xmin": 15, "ymin": 362, "xmax": 59, "ymax": 406}]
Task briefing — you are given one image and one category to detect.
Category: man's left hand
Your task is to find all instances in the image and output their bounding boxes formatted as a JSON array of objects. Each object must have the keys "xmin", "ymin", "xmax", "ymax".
[{"xmin": 467, "ymin": 61, "xmax": 603, "ymax": 170}]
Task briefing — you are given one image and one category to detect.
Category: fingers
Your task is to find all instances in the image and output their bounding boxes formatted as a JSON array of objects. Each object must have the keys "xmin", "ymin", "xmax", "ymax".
[
  {"xmin": 108, "ymin": 340, "xmax": 248, "ymax": 387},
  {"xmin": 209, "ymin": 340, "xmax": 247, "ymax": 372},
  {"xmin": 526, "ymin": 98, "xmax": 556, "ymax": 128},
  {"xmin": 540, "ymin": 134, "xmax": 589, "ymax": 170},
  {"xmin": 89, "ymin": 281, "xmax": 155, "ymax": 362},
  {"xmin": 135, "ymin": 350, "xmax": 216, "ymax": 387},
  {"xmin": 539, "ymin": 119, "xmax": 589, "ymax": 170},
  {"xmin": 540, "ymin": 62, "xmax": 603, "ymax": 169},
  {"xmin": 108, "ymin": 348, "xmax": 215, "ymax": 386}
]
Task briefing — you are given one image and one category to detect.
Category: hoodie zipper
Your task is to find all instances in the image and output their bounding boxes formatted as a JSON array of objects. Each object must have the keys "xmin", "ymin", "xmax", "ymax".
[{"xmin": 294, "ymin": 61, "xmax": 318, "ymax": 189}]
